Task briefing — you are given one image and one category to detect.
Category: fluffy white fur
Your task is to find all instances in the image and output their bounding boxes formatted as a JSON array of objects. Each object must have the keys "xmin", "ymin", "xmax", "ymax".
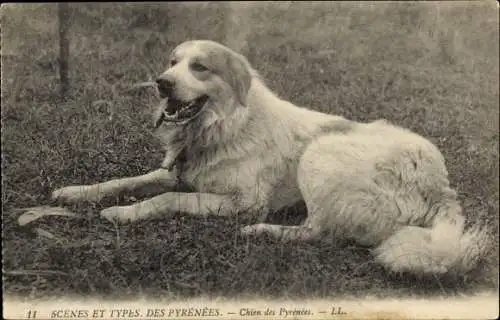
[{"xmin": 53, "ymin": 40, "xmax": 491, "ymax": 276}]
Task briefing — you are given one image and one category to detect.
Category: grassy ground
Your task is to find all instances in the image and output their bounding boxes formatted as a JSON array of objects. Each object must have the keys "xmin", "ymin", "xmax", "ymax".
[{"xmin": 2, "ymin": 2, "xmax": 499, "ymax": 300}]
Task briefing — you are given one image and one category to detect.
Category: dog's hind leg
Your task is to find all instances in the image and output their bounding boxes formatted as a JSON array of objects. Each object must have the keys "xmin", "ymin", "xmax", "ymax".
[
  {"xmin": 298, "ymin": 132, "xmax": 491, "ymax": 275},
  {"xmin": 295, "ymin": 133, "xmax": 406, "ymax": 245}
]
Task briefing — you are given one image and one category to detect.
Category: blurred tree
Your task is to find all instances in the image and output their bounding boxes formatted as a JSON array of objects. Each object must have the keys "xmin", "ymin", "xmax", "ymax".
[{"xmin": 59, "ymin": 3, "xmax": 70, "ymax": 98}]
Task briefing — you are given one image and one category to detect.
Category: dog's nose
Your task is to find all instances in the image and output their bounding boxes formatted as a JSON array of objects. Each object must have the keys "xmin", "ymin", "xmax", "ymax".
[
  {"xmin": 156, "ymin": 75, "xmax": 175, "ymax": 97},
  {"xmin": 156, "ymin": 77, "xmax": 174, "ymax": 88}
]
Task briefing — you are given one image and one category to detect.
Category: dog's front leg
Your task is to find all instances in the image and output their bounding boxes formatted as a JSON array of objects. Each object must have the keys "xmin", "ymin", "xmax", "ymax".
[
  {"xmin": 100, "ymin": 192, "xmax": 235, "ymax": 223},
  {"xmin": 240, "ymin": 223, "xmax": 321, "ymax": 242},
  {"xmin": 52, "ymin": 169, "xmax": 177, "ymax": 203}
]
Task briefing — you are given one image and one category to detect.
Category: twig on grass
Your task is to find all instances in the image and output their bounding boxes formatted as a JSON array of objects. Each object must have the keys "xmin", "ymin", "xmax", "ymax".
[
  {"xmin": 56, "ymin": 238, "xmax": 113, "ymax": 249},
  {"xmin": 432, "ymin": 273, "xmax": 448, "ymax": 296},
  {"xmin": 15, "ymin": 206, "xmax": 79, "ymax": 226},
  {"xmin": 4, "ymin": 270, "xmax": 70, "ymax": 277},
  {"xmin": 173, "ymin": 280, "xmax": 201, "ymax": 291},
  {"xmin": 111, "ymin": 220, "xmax": 121, "ymax": 250},
  {"xmin": 125, "ymin": 81, "xmax": 157, "ymax": 93},
  {"xmin": 214, "ymin": 256, "xmax": 236, "ymax": 269},
  {"xmin": 34, "ymin": 227, "xmax": 64, "ymax": 243}
]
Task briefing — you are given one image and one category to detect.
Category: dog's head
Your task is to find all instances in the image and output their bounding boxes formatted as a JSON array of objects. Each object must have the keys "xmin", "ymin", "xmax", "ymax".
[{"xmin": 154, "ymin": 40, "xmax": 252, "ymax": 128}]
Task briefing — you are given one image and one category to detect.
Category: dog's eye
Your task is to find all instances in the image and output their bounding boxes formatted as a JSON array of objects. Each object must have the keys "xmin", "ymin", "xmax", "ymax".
[
  {"xmin": 170, "ymin": 59, "xmax": 177, "ymax": 66},
  {"xmin": 191, "ymin": 62, "xmax": 208, "ymax": 72}
]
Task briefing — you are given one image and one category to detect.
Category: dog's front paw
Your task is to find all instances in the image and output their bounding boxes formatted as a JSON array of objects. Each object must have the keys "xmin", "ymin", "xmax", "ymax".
[
  {"xmin": 100, "ymin": 206, "xmax": 140, "ymax": 224},
  {"xmin": 161, "ymin": 156, "xmax": 176, "ymax": 171},
  {"xmin": 240, "ymin": 224, "xmax": 265, "ymax": 237},
  {"xmin": 52, "ymin": 185, "xmax": 103, "ymax": 204}
]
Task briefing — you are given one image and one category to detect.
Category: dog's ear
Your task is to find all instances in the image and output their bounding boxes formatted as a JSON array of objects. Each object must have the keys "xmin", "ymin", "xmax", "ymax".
[{"xmin": 224, "ymin": 52, "xmax": 252, "ymax": 106}]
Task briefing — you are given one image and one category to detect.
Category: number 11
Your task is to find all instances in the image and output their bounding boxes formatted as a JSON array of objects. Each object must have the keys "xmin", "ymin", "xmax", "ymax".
[{"xmin": 27, "ymin": 310, "xmax": 37, "ymax": 319}]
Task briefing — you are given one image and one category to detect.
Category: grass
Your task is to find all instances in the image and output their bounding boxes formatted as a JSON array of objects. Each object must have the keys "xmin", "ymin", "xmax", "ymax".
[{"xmin": 2, "ymin": 2, "xmax": 499, "ymax": 300}]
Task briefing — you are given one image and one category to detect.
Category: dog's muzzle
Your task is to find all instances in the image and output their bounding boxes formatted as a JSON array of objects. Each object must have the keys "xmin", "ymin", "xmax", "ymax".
[
  {"xmin": 155, "ymin": 76, "xmax": 209, "ymax": 124},
  {"xmin": 156, "ymin": 77, "xmax": 175, "ymax": 99},
  {"xmin": 159, "ymin": 95, "xmax": 209, "ymax": 124}
]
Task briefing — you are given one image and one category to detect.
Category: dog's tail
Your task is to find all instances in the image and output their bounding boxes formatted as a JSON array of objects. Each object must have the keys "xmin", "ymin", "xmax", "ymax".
[{"xmin": 373, "ymin": 204, "xmax": 491, "ymax": 275}]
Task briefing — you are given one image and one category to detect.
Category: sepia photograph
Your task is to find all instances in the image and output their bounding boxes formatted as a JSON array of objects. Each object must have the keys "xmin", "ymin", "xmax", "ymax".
[{"xmin": 2, "ymin": 2, "xmax": 499, "ymax": 319}]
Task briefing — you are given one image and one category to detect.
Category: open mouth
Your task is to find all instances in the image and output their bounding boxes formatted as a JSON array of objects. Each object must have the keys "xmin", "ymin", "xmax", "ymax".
[{"xmin": 162, "ymin": 95, "xmax": 209, "ymax": 123}]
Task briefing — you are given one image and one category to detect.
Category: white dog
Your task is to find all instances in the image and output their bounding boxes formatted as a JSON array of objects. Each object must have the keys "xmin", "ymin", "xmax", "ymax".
[{"xmin": 53, "ymin": 40, "xmax": 490, "ymax": 276}]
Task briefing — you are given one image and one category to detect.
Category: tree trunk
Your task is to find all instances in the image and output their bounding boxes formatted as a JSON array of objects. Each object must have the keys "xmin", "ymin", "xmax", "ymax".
[{"xmin": 58, "ymin": 3, "xmax": 70, "ymax": 98}]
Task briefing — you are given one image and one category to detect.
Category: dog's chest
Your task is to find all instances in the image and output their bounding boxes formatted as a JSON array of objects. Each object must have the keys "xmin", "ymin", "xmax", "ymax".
[
  {"xmin": 179, "ymin": 159, "xmax": 261, "ymax": 195},
  {"xmin": 178, "ymin": 151, "xmax": 303, "ymax": 211}
]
